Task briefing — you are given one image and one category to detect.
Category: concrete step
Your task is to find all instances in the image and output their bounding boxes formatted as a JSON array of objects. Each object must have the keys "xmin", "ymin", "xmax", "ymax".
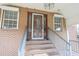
[
  {"xmin": 29, "ymin": 47, "xmax": 54, "ymax": 50},
  {"xmin": 47, "ymin": 52, "xmax": 59, "ymax": 56},
  {"xmin": 26, "ymin": 40, "xmax": 52, "ymax": 45},
  {"xmin": 26, "ymin": 44, "xmax": 55, "ymax": 50},
  {"xmin": 25, "ymin": 40, "xmax": 59, "ymax": 56},
  {"xmin": 26, "ymin": 49, "xmax": 59, "ymax": 56}
]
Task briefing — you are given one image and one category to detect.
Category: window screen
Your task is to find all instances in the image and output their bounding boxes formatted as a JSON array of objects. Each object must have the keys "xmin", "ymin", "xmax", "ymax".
[
  {"xmin": 54, "ymin": 16, "xmax": 62, "ymax": 32},
  {"xmin": 2, "ymin": 10, "xmax": 18, "ymax": 29}
]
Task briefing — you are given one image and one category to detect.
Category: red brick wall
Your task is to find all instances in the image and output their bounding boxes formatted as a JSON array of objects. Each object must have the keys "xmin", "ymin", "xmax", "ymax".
[
  {"xmin": 0, "ymin": 7, "xmax": 27, "ymax": 56},
  {"xmin": 68, "ymin": 25, "xmax": 78, "ymax": 52},
  {"xmin": 68, "ymin": 25, "xmax": 77, "ymax": 41}
]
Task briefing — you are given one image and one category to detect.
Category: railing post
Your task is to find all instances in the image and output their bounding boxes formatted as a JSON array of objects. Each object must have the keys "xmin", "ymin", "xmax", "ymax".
[{"xmin": 66, "ymin": 29, "xmax": 72, "ymax": 56}]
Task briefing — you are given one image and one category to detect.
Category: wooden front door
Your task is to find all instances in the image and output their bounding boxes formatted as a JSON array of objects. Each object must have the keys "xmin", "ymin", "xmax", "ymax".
[{"xmin": 32, "ymin": 13, "xmax": 44, "ymax": 40}]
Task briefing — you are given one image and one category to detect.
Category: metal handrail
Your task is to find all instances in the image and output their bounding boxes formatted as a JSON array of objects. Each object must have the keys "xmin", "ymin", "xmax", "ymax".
[{"xmin": 18, "ymin": 26, "xmax": 27, "ymax": 56}]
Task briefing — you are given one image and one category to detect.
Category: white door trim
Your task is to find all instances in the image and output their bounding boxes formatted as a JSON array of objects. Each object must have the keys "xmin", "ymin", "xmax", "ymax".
[{"xmin": 32, "ymin": 13, "xmax": 44, "ymax": 39}]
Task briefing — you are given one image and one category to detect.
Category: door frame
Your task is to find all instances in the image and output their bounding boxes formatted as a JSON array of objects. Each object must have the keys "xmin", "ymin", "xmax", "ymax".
[{"xmin": 32, "ymin": 13, "xmax": 44, "ymax": 39}]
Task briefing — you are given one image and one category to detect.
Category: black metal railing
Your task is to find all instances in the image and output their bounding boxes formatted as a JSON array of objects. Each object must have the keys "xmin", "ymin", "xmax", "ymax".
[{"xmin": 70, "ymin": 40, "xmax": 79, "ymax": 53}]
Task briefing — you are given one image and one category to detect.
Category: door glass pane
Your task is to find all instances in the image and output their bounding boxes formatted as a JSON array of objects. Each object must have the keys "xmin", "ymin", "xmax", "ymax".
[{"xmin": 33, "ymin": 15, "xmax": 43, "ymax": 38}]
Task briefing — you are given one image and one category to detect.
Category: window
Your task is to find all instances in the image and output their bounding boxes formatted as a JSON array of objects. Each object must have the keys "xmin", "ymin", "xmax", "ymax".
[
  {"xmin": 2, "ymin": 10, "xmax": 19, "ymax": 29},
  {"xmin": 0, "ymin": 6, "xmax": 19, "ymax": 29},
  {"xmin": 53, "ymin": 14, "xmax": 63, "ymax": 32}
]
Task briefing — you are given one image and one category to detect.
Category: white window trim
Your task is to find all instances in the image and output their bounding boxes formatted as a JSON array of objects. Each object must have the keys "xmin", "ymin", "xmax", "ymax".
[
  {"xmin": 54, "ymin": 14, "xmax": 64, "ymax": 17},
  {"xmin": 53, "ymin": 14, "xmax": 63, "ymax": 32},
  {"xmin": 0, "ymin": 6, "xmax": 19, "ymax": 30}
]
